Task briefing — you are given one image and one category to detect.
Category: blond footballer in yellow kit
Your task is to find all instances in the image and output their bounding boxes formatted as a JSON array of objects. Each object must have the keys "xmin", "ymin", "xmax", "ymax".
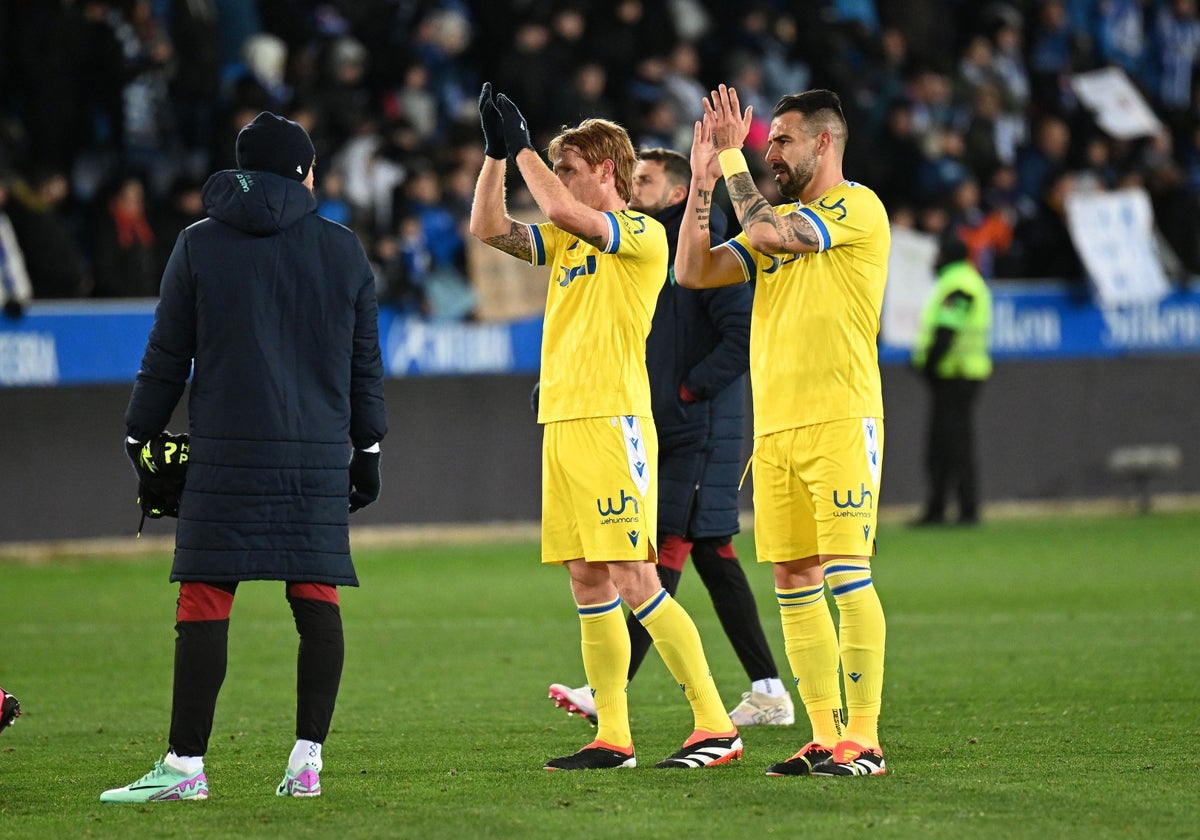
[
  {"xmin": 470, "ymin": 83, "xmax": 740, "ymax": 771},
  {"xmin": 676, "ymin": 85, "xmax": 891, "ymax": 777}
]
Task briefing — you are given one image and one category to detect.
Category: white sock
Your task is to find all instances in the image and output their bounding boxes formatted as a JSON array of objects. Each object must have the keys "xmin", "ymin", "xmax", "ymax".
[
  {"xmin": 165, "ymin": 751, "xmax": 203, "ymax": 775},
  {"xmin": 289, "ymin": 739, "xmax": 323, "ymax": 773},
  {"xmin": 752, "ymin": 678, "xmax": 787, "ymax": 698}
]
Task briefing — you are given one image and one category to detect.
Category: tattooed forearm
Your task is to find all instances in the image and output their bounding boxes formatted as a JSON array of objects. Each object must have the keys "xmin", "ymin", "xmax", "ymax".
[
  {"xmin": 726, "ymin": 173, "xmax": 776, "ymax": 232},
  {"xmin": 695, "ymin": 187, "xmax": 712, "ymax": 232},
  {"xmin": 726, "ymin": 173, "xmax": 818, "ymax": 249},
  {"xmin": 485, "ymin": 221, "xmax": 533, "ymax": 262}
]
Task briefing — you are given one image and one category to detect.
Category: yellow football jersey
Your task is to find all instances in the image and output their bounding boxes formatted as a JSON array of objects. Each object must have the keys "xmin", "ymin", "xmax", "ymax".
[
  {"xmin": 722, "ymin": 180, "xmax": 890, "ymax": 435},
  {"xmin": 530, "ymin": 210, "xmax": 667, "ymax": 422}
]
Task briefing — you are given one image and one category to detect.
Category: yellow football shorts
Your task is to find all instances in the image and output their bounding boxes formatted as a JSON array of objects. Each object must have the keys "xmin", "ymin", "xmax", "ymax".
[
  {"xmin": 751, "ymin": 417, "xmax": 883, "ymax": 562},
  {"xmin": 541, "ymin": 415, "xmax": 658, "ymax": 564}
]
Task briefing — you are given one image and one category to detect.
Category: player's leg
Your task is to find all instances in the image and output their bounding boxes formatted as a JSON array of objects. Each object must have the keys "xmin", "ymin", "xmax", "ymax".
[
  {"xmin": 278, "ymin": 582, "xmax": 343, "ymax": 796},
  {"xmin": 690, "ymin": 536, "xmax": 793, "ymax": 725},
  {"xmin": 608, "ymin": 560, "xmax": 742, "ymax": 768},
  {"xmin": 753, "ymin": 431, "xmax": 842, "ymax": 776},
  {"xmin": 542, "ymin": 419, "xmax": 635, "ymax": 770},
  {"xmin": 101, "ymin": 580, "xmax": 236, "ymax": 802},
  {"xmin": 626, "ymin": 535, "xmax": 687, "ymax": 680},
  {"xmin": 807, "ymin": 418, "xmax": 887, "ymax": 777}
]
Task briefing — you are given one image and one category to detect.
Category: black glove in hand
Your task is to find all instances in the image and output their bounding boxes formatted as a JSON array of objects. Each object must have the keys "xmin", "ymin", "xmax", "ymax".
[
  {"xmin": 479, "ymin": 82, "xmax": 506, "ymax": 160},
  {"xmin": 126, "ymin": 438, "xmax": 152, "ymax": 481},
  {"xmin": 495, "ymin": 93, "xmax": 534, "ymax": 159},
  {"xmin": 348, "ymin": 449, "xmax": 382, "ymax": 513},
  {"xmin": 3, "ymin": 299, "xmax": 24, "ymax": 320}
]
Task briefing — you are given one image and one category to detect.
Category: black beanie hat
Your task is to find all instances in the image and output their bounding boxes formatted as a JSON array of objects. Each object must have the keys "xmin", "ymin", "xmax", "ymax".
[{"xmin": 235, "ymin": 112, "xmax": 315, "ymax": 181}]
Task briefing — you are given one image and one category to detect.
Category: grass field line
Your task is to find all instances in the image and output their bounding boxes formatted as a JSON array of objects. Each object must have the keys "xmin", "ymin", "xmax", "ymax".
[{"xmin": 2, "ymin": 493, "xmax": 1198, "ymax": 562}]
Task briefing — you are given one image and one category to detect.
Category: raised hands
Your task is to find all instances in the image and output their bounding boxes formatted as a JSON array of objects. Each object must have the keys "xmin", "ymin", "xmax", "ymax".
[{"xmin": 703, "ymin": 84, "xmax": 754, "ymax": 153}]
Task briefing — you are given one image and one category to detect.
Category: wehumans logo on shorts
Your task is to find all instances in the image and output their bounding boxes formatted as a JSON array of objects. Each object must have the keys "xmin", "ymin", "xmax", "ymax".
[
  {"xmin": 833, "ymin": 483, "xmax": 874, "ymax": 517},
  {"xmin": 597, "ymin": 489, "xmax": 639, "ymax": 517}
]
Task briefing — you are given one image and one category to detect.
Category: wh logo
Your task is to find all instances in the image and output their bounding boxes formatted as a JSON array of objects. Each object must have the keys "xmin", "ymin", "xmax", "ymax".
[
  {"xmin": 598, "ymin": 489, "xmax": 639, "ymax": 517},
  {"xmin": 834, "ymin": 483, "xmax": 874, "ymax": 510}
]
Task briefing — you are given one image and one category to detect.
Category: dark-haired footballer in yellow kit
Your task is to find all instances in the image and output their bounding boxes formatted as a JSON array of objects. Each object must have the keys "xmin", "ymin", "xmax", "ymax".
[
  {"xmin": 677, "ymin": 85, "xmax": 891, "ymax": 777},
  {"xmin": 470, "ymin": 83, "xmax": 741, "ymax": 771}
]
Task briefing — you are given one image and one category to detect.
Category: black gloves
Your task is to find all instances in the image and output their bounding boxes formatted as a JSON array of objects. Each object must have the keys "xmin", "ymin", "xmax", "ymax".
[
  {"xmin": 348, "ymin": 449, "xmax": 382, "ymax": 513},
  {"xmin": 125, "ymin": 432, "xmax": 190, "ymax": 533},
  {"xmin": 3, "ymin": 299, "xmax": 23, "ymax": 320},
  {"xmin": 479, "ymin": 82, "xmax": 506, "ymax": 160},
  {"xmin": 495, "ymin": 93, "xmax": 534, "ymax": 159}
]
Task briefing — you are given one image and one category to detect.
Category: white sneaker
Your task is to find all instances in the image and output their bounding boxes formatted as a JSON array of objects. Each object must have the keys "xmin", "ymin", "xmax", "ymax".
[
  {"xmin": 548, "ymin": 683, "xmax": 597, "ymax": 725},
  {"xmin": 728, "ymin": 690, "xmax": 795, "ymax": 726}
]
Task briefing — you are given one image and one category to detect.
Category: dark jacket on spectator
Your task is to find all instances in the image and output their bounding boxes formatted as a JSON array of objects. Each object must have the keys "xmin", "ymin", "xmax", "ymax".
[
  {"xmin": 647, "ymin": 200, "xmax": 751, "ymax": 539},
  {"xmin": 125, "ymin": 170, "xmax": 386, "ymax": 585}
]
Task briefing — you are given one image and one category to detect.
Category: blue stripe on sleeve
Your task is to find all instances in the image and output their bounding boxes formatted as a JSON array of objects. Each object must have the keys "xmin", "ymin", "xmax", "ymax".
[
  {"xmin": 721, "ymin": 240, "xmax": 756, "ymax": 282},
  {"xmin": 797, "ymin": 208, "xmax": 831, "ymax": 251},
  {"xmin": 528, "ymin": 223, "xmax": 546, "ymax": 265},
  {"xmin": 602, "ymin": 212, "xmax": 620, "ymax": 254}
]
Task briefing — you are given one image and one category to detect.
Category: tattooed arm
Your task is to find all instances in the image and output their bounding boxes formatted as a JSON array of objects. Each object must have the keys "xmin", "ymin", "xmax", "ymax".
[
  {"xmin": 725, "ymin": 172, "xmax": 821, "ymax": 254},
  {"xmin": 675, "ymin": 118, "xmax": 746, "ymax": 290},
  {"xmin": 470, "ymin": 155, "xmax": 532, "ymax": 260}
]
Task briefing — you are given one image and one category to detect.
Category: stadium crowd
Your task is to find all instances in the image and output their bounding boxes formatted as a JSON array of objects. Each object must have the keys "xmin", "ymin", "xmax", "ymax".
[{"xmin": 1, "ymin": 0, "xmax": 1199, "ymax": 319}]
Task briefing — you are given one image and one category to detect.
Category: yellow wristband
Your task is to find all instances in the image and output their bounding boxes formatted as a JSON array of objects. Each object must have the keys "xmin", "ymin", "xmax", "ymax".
[{"xmin": 718, "ymin": 148, "xmax": 749, "ymax": 177}]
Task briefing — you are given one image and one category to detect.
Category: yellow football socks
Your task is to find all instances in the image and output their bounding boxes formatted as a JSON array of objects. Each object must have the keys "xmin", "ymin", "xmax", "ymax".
[
  {"xmin": 635, "ymin": 589, "xmax": 732, "ymax": 733},
  {"xmin": 777, "ymin": 585, "xmax": 843, "ymax": 745},
  {"xmin": 578, "ymin": 596, "xmax": 632, "ymax": 749},
  {"xmin": 823, "ymin": 559, "xmax": 886, "ymax": 749}
]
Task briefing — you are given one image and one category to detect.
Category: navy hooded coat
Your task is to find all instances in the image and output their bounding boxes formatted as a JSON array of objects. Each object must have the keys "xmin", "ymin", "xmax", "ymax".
[
  {"xmin": 647, "ymin": 201, "xmax": 752, "ymax": 539},
  {"xmin": 125, "ymin": 170, "xmax": 387, "ymax": 585}
]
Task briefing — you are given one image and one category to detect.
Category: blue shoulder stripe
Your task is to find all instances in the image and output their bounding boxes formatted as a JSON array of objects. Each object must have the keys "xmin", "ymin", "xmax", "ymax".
[
  {"xmin": 602, "ymin": 212, "xmax": 620, "ymax": 253},
  {"xmin": 721, "ymin": 239, "xmax": 757, "ymax": 282},
  {"xmin": 528, "ymin": 223, "xmax": 546, "ymax": 265},
  {"xmin": 797, "ymin": 207, "xmax": 831, "ymax": 251}
]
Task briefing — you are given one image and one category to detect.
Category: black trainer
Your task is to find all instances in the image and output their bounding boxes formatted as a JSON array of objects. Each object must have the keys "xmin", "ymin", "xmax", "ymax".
[
  {"xmin": 655, "ymin": 731, "xmax": 743, "ymax": 768},
  {"xmin": 765, "ymin": 742, "xmax": 834, "ymax": 776},
  {"xmin": 544, "ymin": 742, "xmax": 636, "ymax": 771}
]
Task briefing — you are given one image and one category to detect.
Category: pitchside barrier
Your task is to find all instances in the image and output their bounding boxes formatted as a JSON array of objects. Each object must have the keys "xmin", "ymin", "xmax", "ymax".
[{"xmin": 1, "ymin": 283, "xmax": 1198, "ymax": 543}]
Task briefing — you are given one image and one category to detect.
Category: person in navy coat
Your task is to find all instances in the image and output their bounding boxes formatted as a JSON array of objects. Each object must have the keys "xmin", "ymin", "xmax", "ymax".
[{"xmin": 103, "ymin": 112, "xmax": 386, "ymax": 803}]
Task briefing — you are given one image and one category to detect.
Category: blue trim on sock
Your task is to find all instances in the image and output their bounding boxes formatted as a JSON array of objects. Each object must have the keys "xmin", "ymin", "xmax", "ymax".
[
  {"xmin": 823, "ymin": 563, "xmax": 870, "ymax": 576},
  {"xmin": 829, "ymin": 578, "xmax": 873, "ymax": 597},
  {"xmin": 578, "ymin": 596, "xmax": 623, "ymax": 616},
  {"xmin": 633, "ymin": 589, "xmax": 668, "ymax": 621}
]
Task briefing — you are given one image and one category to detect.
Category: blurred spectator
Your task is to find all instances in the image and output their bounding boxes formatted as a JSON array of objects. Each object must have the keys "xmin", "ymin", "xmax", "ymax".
[
  {"xmin": 164, "ymin": 0, "xmax": 221, "ymax": 175},
  {"xmin": 315, "ymin": 169, "xmax": 352, "ymax": 227},
  {"xmin": 372, "ymin": 216, "xmax": 430, "ymax": 317},
  {"xmin": 395, "ymin": 166, "xmax": 475, "ymax": 321},
  {"xmin": 916, "ymin": 128, "xmax": 971, "ymax": 203},
  {"xmin": 314, "ymin": 36, "xmax": 373, "ymax": 152},
  {"xmin": 6, "ymin": 166, "xmax": 89, "ymax": 298},
  {"xmin": 91, "ymin": 172, "xmax": 158, "ymax": 297},
  {"xmin": 0, "ymin": 175, "xmax": 33, "ymax": 319},
  {"xmin": 1154, "ymin": 0, "xmax": 1200, "ymax": 142},
  {"xmin": 1011, "ymin": 169, "xmax": 1085, "ymax": 281},
  {"xmin": 152, "ymin": 174, "xmax": 206, "ymax": 279},
  {"xmin": 947, "ymin": 177, "xmax": 1014, "ymax": 279},
  {"xmin": 1017, "ymin": 115, "xmax": 1072, "ymax": 203}
]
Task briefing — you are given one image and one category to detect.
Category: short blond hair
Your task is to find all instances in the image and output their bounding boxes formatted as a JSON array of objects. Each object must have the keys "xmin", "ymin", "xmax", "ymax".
[{"xmin": 548, "ymin": 118, "xmax": 637, "ymax": 202}]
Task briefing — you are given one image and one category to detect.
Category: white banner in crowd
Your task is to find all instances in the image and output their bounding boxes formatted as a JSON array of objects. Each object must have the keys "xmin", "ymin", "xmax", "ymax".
[
  {"xmin": 1070, "ymin": 67, "xmax": 1164, "ymax": 140},
  {"xmin": 1065, "ymin": 188, "xmax": 1171, "ymax": 306},
  {"xmin": 881, "ymin": 227, "xmax": 938, "ymax": 349}
]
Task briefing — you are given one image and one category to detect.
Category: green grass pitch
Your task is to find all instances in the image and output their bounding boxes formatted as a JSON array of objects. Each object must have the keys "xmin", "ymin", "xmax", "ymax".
[{"xmin": 1, "ymin": 511, "xmax": 1197, "ymax": 839}]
